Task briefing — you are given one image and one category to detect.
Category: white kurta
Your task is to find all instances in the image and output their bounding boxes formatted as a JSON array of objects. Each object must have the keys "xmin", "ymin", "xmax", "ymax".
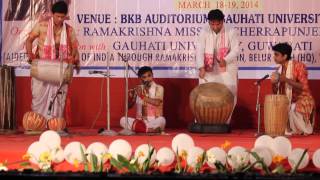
[
  {"xmin": 120, "ymin": 81, "xmax": 166, "ymax": 131},
  {"xmin": 196, "ymin": 25, "xmax": 239, "ymax": 123}
]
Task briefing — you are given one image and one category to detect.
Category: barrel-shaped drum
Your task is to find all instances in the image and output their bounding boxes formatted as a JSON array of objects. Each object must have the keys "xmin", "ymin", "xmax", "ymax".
[
  {"xmin": 31, "ymin": 59, "xmax": 73, "ymax": 84},
  {"xmin": 23, "ymin": 111, "xmax": 46, "ymax": 132},
  {"xmin": 47, "ymin": 118, "xmax": 66, "ymax": 131},
  {"xmin": 264, "ymin": 94, "xmax": 289, "ymax": 136},
  {"xmin": 190, "ymin": 82, "xmax": 234, "ymax": 125}
]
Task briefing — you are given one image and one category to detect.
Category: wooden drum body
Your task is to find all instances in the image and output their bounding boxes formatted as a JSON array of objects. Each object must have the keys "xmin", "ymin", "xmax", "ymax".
[
  {"xmin": 264, "ymin": 94, "xmax": 289, "ymax": 136},
  {"xmin": 31, "ymin": 59, "xmax": 73, "ymax": 84},
  {"xmin": 189, "ymin": 82, "xmax": 234, "ymax": 133}
]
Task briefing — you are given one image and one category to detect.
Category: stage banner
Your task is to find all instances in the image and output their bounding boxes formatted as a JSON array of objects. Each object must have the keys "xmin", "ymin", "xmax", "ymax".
[{"xmin": 1, "ymin": 0, "xmax": 320, "ymax": 79}]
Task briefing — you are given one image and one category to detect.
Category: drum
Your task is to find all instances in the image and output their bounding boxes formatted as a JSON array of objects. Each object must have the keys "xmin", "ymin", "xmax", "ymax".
[
  {"xmin": 0, "ymin": 66, "xmax": 16, "ymax": 132},
  {"xmin": 47, "ymin": 117, "xmax": 66, "ymax": 131},
  {"xmin": 23, "ymin": 111, "xmax": 46, "ymax": 133},
  {"xmin": 264, "ymin": 94, "xmax": 289, "ymax": 136},
  {"xmin": 30, "ymin": 59, "xmax": 73, "ymax": 84},
  {"xmin": 189, "ymin": 82, "xmax": 234, "ymax": 125}
]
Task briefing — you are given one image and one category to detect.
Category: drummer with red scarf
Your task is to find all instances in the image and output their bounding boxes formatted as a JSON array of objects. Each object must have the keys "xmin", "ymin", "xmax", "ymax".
[
  {"xmin": 25, "ymin": 1, "xmax": 79, "ymax": 123},
  {"xmin": 271, "ymin": 43, "xmax": 315, "ymax": 135}
]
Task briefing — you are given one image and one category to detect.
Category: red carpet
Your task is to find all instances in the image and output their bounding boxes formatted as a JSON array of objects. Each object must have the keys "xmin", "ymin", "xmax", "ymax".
[{"xmin": 0, "ymin": 128, "xmax": 319, "ymax": 172}]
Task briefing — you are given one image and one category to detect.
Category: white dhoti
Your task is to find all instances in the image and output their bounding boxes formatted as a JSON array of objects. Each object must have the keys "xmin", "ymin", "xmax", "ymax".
[
  {"xmin": 30, "ymin": 17, "xmax": 70, "ymax": 120},
  {"xmin": 31, "ymin": 77, "xmax": 68, "ymax": 119},
  {"xmin": 288, "ymin": 103, "xmax": 314, "ymax": 135},
  {"xmin": 120, "ymin": 116, "xmax": 166, "ymax": 131},
  {"xmin": 196, "ymin": 25, "xmax": 239, "ymax": 124}
]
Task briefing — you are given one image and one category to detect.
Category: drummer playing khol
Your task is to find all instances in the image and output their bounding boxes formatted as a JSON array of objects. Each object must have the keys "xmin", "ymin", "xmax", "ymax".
[
  {"xmin": 270, "ymin": 43, "xmax": 315, "ymax": 135},
  {"xmin": 195, "ymin": 9, "xmax": 239, "ymax": 124},
  {"xmin": 25, "ymin": 1, "xmax": 80, "ymax": 120}
]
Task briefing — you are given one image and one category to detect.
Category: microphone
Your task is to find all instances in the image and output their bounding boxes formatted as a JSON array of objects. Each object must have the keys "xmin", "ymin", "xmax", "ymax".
[
  {"xmin": 254, "ymin": 74, "xmax": 269, "ymax": 85},
  {"xmin": 89, "ymin": 70, "xmax": 106, "ymax": 74}
]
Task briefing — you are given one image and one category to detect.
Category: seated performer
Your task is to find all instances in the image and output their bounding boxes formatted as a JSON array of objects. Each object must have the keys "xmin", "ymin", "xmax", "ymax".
[
  {"xmin": 271, "ymin": 43, "xmax": 315, "ymax": 135},
  {"xmin": 196, "ymin": 9, "xmax": 239, "ymax": 123},
  {"xmin": 25, "ymin": 1, "xmax": 79, "ymax": 120},
  {"xmin": 120, "ymin": 66, "xmax": 166, "ymax": 133}
]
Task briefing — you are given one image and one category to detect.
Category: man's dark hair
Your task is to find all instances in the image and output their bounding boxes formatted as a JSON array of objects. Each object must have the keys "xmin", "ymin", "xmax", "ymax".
[
  {"xmin": 208, "ymin": 9, "xmax": 225, "ymax": 21},
  {"xmin": 272, "ymin": 43, "xmax": 292, "ymax": 60},
  {"xmin": 51, "ymin": 1, "xmax": 68, "ymax": 15},
  {"xmin": 138, "ymin": 66, "xmax": 153, "ymax": 77}
]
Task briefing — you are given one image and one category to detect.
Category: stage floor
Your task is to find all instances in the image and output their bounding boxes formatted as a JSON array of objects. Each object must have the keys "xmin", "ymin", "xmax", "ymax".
[{"xmin": 0, "ymin": 128, "xmax": 319, "ymax": 172}]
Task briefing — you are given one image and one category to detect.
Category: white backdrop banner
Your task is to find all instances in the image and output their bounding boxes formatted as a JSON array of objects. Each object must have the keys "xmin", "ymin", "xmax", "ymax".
[{"xmin": 1, "ymin": 0, "xmax": 320, "ymax": 79}]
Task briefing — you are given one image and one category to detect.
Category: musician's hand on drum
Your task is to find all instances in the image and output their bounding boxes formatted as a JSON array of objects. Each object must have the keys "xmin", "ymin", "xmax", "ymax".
[
  {"xmin": 279, "ymin": 74, "xmax": 288, "ymax": 83},
  {"xmin": 270, "ymin": 72, "xmax": 280, "ymax": 84},
  {"xmin": 27, "ymin": 53, "xmax": 36, "ymax": 64},
  {"xmin": 218, "ymin": 59, "xmax": 226, "ymax": 68},
  {"xmin": 199, "ymin": 67, "xmax": 206, "ymax": 79},
  {"xmin": 69, "ymin": 57, "xmax": 80, "ymax": 74},
  {"xmin": 75, "ymin": 63, "xmax": 80, "ymax": 74}
]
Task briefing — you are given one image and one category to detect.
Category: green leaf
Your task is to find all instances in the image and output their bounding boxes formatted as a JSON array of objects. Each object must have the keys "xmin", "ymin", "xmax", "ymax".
[
  {"xmin": 20, "ymin": 162, "xmax": 31, "ymax": 167},
  {"xmin": 80, "ymin": 144, "xmax": 89, "ymax": 172},
  {"xmin": 112, "ymin": 155, "xmax": 138, "ymax": 173},
  {"xmin": 272, "ymin": 164, "xmax": 286, "ymax": 174},
  {"xmin": 110, "ymin": 157, "xmax": 124, "ymax": 170},
  {"xmin": 291, "ymin": 149, "xmax": 308, "ymax": 174},
  {"xmin": 174, "ymin": 148, "xmax": 181, "ymax": 173},
  {"xmin": 117, "ymin": 154, "xmax": 130, "ymax": 165},
  {"xmin": 248, "ymin": 151, "xmax": 270, "ymax": 175},
  {"xmin": 214, "ymin": 160, "xmax": 227, "ymax": 173},
  {"xmin": 99, "ymin": 158, "xmax": 104, "ymax": 173},
  {"xmin": 142, "ymin": 145, "xmax": 155, "ymax": 173},
  {"xmin": 194, "ymin": 152, "xmax": 206, "ymax": 173},
  {"xmin": 90, "ymin": 154, "xmax": 98, "ymax": 172}
]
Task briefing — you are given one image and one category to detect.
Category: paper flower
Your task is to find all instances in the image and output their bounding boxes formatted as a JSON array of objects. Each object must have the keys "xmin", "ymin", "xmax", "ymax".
[
  {"xmin": 186, "ymin": 146, "xmax": 205, "ymax": 168},
  {"xmin": 227, "ymin": 146, "xmax": 249, "ymax": 169},
  {"xmin": 27, "ymin": 141, "xmax": 51, "ymax": 165},
  {"xmin": 220, "ymin": 140, "xmax": 231, "ymax": 150},
  {"xmin": 207, "ymin": 147, "xmax": 227, "ymax": 169},
  {"xmin": 51, "ymin": 146, "xmax": 64, "ymax": 164},
  {"xmin": 172, "ymin": 133, "xmax": 194, "ymax": 156},
  {"xmin": 0, "ymin": 163, "xmax": 8, "ymax": 172},
  {"xmin": 272, "ymin": 155, "xmax": 285, "ymax": 164},
  {"xmin": 86, "ymin": 142, "xmax": 109, "ymax": 164},
  {"xmin": 134, "ymin": 144, "xmax": 156, "ymax": 165},
  {"xmin": 109, "ymin": 139, "xmax": 132, "ymax": 160},
  {"xmin": 39, "ymin": 130, "xmax": 61, "ymax": 150},
  {"xmin": 156, "ymin": 147, "xmax": 175, "ymax": 166},
  {"xmin": 288, "ymin": 148, "xmax": 309, "ymax": 170},
  {"xmin": 63, "ymin": 141, "xmax": 86, "ymax": 165},
  {"xmin": 271, "ymin": 136, "xmax": 292, "ymax": 158}
]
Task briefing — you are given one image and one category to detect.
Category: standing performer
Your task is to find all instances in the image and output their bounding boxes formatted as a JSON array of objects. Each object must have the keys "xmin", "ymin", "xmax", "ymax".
[
  {"xmin": 120, "ymin": 66, "xmax": 166, "ymax": 133},
  {"xmin": 195, "ymin": 9, "xmax": 239, "ymax": 124},
  {"xmin": 271, "ymin": 43, "xmax": 315, "ymax": 135},
  {"xmin": 25, "ymin": 1, "xmax": 79, "ymax": 120}
]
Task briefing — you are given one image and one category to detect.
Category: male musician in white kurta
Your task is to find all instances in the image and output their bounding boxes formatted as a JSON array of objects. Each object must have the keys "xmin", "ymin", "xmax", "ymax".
[
  {"xmin": 25, "ymin": 1, "xmax": 79, "ymax": 119},
  {"xmin": 196, "ymin": 9, "xmax": 239, "ymax": 124},
  {"xmin": 120, "ymin": 66, "xmax": 166, "ymax": 133}
]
